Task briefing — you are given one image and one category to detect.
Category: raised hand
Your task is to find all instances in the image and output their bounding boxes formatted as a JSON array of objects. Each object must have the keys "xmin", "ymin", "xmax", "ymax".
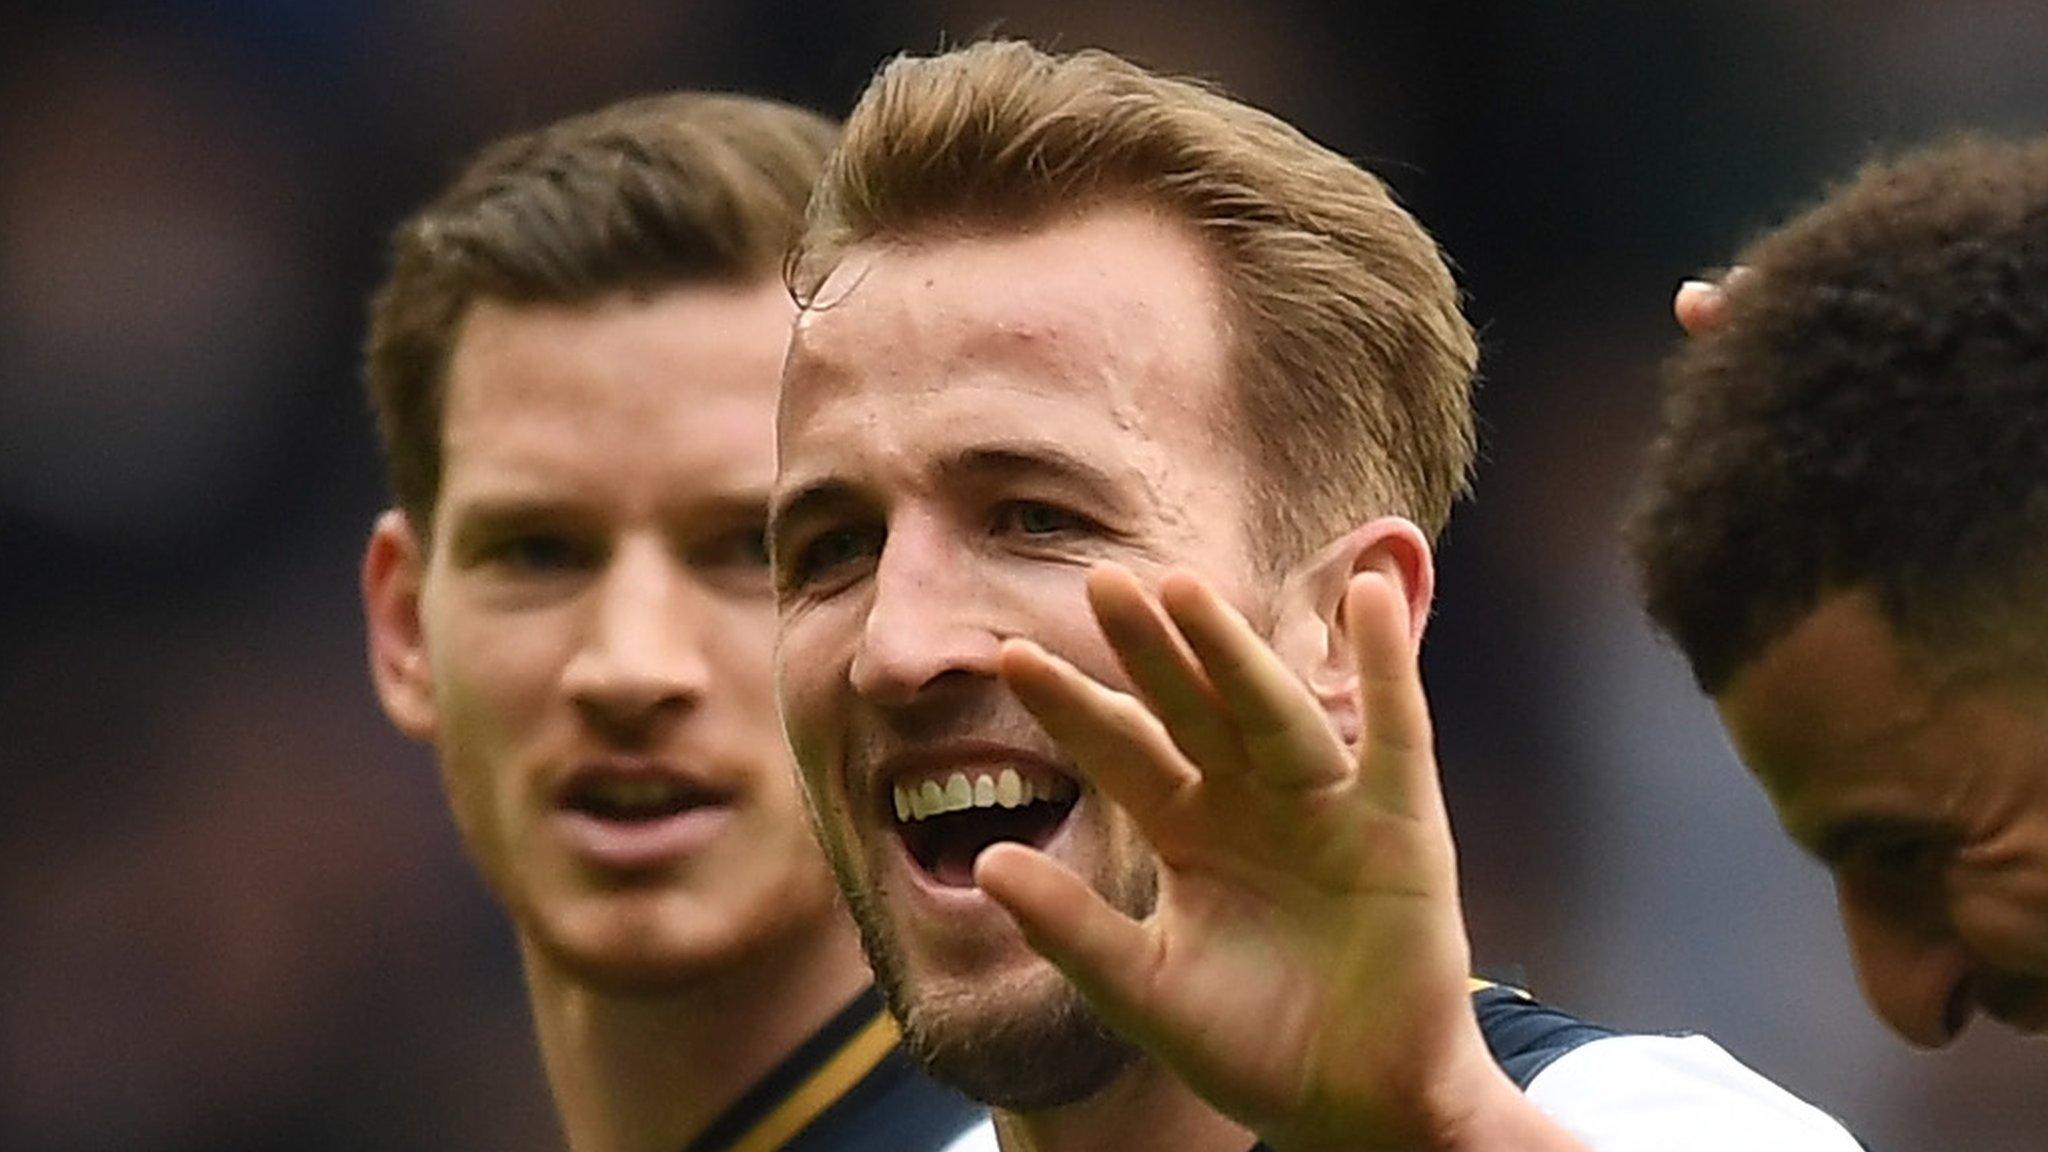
[{"xmin": 974, "ymin": 561, "xmax": 1585, "ymax": 1152}]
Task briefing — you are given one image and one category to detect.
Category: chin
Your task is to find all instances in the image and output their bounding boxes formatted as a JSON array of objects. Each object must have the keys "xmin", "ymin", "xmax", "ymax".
[
  {"xmin": 849, "ymin": 879, "xmax": 1142, "ymax": 1109},
  {"xmin": 892, "ymin": 956, "xmax": 1143, "ymax": 1110},
  {"xmin": 516, "ymin": 890, "xmax": 772, "ymax": 995},
  {"xmin": 541, "ymin": 944, "xmax": 720, "ymax": 997}
]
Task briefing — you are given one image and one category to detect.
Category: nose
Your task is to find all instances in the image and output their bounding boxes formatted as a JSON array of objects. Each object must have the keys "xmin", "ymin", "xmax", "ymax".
[
  {"xmin": 561, "ymin": 540, "xmax": 710, "ymax": 738},
  {"xmin": 847, "ymin": 516, "xmax": 1001, "ymax": 709},
  {"xmin": 1836, "ymin": 873, "xmax": 1976, "ymax": 1047}
]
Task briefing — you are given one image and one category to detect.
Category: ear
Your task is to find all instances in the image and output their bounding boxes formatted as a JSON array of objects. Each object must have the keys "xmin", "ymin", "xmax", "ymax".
[
  {"xmin": 1267, "ymin": 516, "xmax": 1433, "ymax": 747},
  {"xmin": 363, "ymin": 509, "xmax": 439, "ymax": 742}
]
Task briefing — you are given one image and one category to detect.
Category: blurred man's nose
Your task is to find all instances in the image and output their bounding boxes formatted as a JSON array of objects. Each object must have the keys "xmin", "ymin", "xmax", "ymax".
[{"xmin": 562, "ymin": 540, "xmax": 710, "ymax": 738}]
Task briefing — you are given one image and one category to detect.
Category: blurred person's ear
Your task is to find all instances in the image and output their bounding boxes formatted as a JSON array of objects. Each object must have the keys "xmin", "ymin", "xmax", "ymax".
[
  {"xmin": 1268, "ymin": 517, "xmax": 1433, "ymax": 747},
  {"xmin": 363, "ymin": 510, "xmax": 437, "ymax": 740}
]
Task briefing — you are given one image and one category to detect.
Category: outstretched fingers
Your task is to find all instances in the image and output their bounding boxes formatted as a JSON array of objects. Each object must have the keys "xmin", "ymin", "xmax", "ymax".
[
  {"xmin": 1157, "ymin": 571, "xmax": 1351, "ymax": 790},
  {"xmin": 1344, "ymin": 568, "xmax": 1441, "ymax": 819},
  {"xmin": 973, "ymin": 842, "xmax": 1160, "ymax": 1030},
  {"xmin": 1085, "ymin": 565, "xmax": 1248, "ymax": 776},
  {"xmin": 999, "ymin": 637, "xmax": 1196, "ymax": 822}
]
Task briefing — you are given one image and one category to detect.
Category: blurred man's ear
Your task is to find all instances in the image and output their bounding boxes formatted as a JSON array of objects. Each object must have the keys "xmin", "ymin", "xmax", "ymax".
[
  {"xmin": 1268, "ymin": 517, "xmax": 1432, "ymax": 746},
  {"xmin": 363, "ymin": 509, "xmax": 438, "ymax": 741}
]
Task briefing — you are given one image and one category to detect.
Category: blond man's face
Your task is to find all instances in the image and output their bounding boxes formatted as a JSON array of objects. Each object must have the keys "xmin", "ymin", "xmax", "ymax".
[{"xmin": 771, "ymin": 207, "xmax": 1273, "ymax": 1104}]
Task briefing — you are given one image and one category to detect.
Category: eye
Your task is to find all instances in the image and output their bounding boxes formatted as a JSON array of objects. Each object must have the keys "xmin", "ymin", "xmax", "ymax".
[
  {"xmin": 776, "ymin": 524, "xmax": 880, "ymax": 596},
  {"xmin": 1864, "ymin": 836, "xmax": 1946, "ymax": 878},
  {"xmin": 1834, "ymin": 830, "xmax": 1953, "ymax": 889},
  {"xmin": 993, "ymin": 500, "xmax": 1096, "ymax": 538},
  {"xmin": 485, "ymin": 532, "xmax": 597, "ymax": 573},
  {"xmin": 695, "ymin": 525, "xmax": 770, "ymax": 569},
  {"xmin": 691, "ymin": 526, "xmax": 773, "ymax": 595}
]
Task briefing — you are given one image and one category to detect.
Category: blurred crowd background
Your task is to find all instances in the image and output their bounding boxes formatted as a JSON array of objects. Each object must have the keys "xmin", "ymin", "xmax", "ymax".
[{"xmin": 5, "ymin": 2, "xmax": 2047, "ymax": 1149}]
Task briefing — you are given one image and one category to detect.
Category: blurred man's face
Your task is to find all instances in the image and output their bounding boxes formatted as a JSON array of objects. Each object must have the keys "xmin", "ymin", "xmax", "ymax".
[
  {"xmin": 371, "ymin": 282, "xmax": 849, "ymax": 990},
  {"xmin": 1717, "ymin": 591, "xmax": 2048, "ymax": 1047},
  {"xmin": 770, "ymin": 207, "xmax": 1272, "ymax": 1107}
]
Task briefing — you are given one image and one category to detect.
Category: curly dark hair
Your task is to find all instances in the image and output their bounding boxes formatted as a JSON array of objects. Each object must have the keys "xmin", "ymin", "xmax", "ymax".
[{"xmin": 1627, "ymin": 135, "xmax": 2048, "ymax": 693}]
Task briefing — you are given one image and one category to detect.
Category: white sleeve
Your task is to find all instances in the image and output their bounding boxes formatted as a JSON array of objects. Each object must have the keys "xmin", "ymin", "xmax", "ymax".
[
  {"xmin": 937, "ymin": 1117, "xmax": 1001, "ymax": 1152},
  {"xmin": 1524, "ymin": 1034, "xmax": 1863, "ymax": 1151}
]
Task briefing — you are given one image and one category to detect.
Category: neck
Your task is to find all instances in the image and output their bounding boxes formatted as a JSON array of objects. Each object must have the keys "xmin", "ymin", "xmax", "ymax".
[
  {"xmin": 521, "ymin": 923, "xmax": 871, "ymax": 1152},
  {"xmin": 993, "ymin": 1059, "xmax": 1254, "ymax": 1152}
]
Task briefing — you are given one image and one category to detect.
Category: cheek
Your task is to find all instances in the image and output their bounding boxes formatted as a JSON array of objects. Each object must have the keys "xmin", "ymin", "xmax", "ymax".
[
  {"xmin": 1947, "ymin": 812, "xmax": 2048, "ymax": 972},
  {"xmin": 1034, "ymin": 589, "xmax": 1129, "ymax": 690},
  {"xmin": 421, "ymin": 609, "xmax": 573, "ymax": 829},
  {"xmin": 709, "ymin": 604, "xmax": 782, "ymax": 727},
  {"xmin": 1948, "ymin": 868, "xmax": 2048, "ymax": 976},
  {"xmin": 776, "ymin": 746, "xmax": 863, "ymax": 893},
  {"xmin": 765, "ymin": 613, "xmax": 853, "ymax": 818},
  {"xmin": 986, "ymin": 559, "xmax": 1112, "ymax": 667},
  {"xmin": 774, "ymin": 609, "xmax": 849, "ymax": 743},
  {"xmin": 433, "ymin": 739, "xmax": 506, "ymax": 853},
  {"xmin": 424, "ymin": 588, "xmax": 572, "ymax": 710}
]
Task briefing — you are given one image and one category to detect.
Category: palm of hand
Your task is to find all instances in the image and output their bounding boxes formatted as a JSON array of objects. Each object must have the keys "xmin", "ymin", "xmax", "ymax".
[{"xmin": 978, "ymin": 563, "xmax": 1488, "ymax": 1152}]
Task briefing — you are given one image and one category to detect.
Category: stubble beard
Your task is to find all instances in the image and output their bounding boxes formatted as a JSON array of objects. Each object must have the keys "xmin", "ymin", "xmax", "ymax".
[{"xmin": 838, "ymin": 847, "xmax": 1160, "ymax": 1110}]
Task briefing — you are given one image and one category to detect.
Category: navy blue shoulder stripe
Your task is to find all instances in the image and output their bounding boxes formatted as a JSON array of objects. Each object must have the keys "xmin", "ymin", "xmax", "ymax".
[
  {"xmin": 686, "ymin": 984, "xmax": 982, "ymax": 1152},
  {"xmin": 782, "ymin": 1043, "xmax": 984, "ymax": 1152},
  {"xmin": 1471, "ymin": 985, "xmax": 1618, "ymax": 1090}
]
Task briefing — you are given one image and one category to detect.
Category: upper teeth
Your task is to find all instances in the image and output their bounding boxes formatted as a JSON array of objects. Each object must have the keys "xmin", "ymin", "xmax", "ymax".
[{"xmin": 892, "ymin": 768, "xmax": 1077, "ymax": 822}]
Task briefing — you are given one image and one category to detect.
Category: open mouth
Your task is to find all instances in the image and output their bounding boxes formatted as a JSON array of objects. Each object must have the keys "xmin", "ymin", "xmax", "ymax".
[
  {"xmin": 561, "ymin": 775, "xmax": 712, "ymax": 823},
  {"xmin": 891, "ymin": 768, "xmax": 1079, "ymax": 887}
]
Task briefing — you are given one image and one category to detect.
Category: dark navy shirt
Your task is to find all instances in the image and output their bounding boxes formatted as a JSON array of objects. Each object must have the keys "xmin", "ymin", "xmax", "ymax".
[{"xmin": 685, "ymin": 985, "xmax": 987, "ymax": 1152}]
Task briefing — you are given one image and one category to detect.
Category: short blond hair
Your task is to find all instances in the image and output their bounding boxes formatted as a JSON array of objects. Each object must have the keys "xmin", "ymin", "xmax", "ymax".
[{"xmin": 790, "ymin": 40, "xmax": 1477, "ymax": 563}]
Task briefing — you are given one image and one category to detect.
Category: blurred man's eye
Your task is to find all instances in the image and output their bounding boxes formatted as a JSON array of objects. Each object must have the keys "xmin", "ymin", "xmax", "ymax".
[
  {"xmin": 734, "ymin": 527, "xmax": 771, "ymax": 568},
  {"xmin": 488, "ymin": 533, "xmax": 595, "ymax": 573},
  {"xmin": 1864, "ymin": 836, "xmax": 1947, "ymax": 878},
  {"xmin": 691, "ymin": 526, "xmax": 773, "ymax": 595}
]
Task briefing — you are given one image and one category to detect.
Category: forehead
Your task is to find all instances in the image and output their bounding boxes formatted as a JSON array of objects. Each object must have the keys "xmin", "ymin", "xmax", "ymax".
[
  {"xmin": 440, "ymin": 283, "xmax": 791, "ymax": 497},
  {"xmin": 1716, "ymin": 593, "xmax": 1950, "ymax": 842},
  {"xmin": 778, "ymin": 206, "xmax": 1236, "ymax": 484}
]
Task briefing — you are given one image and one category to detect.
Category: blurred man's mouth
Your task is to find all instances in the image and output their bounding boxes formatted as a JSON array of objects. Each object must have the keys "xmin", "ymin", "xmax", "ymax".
[
  {"xmin": 551, "ymin": 760, "xmax": 733, "ymax": 869},
  {"xmin": 564, "ymin": 774, "xmax": 714, "ymax": 820}
]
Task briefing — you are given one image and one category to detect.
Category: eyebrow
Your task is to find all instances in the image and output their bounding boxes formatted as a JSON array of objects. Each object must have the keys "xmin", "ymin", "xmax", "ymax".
[
  {"xmin": 770, "ymin": 440, "xmax": 1129, "ymax": 540},
  {"xmin": 449, "ymin": 489, "xmax": 771, "ymax": 541},
  {"xmin": 937, "ymin": 442, "xmax": 1125, "ymax": 494},
  {"xmin": 444, "ymin": 495, "xmax": 582, "ymax": 534},
  {"xmin": 767, "ymin": 479, "xmax": 861, "ymax": 551}
]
